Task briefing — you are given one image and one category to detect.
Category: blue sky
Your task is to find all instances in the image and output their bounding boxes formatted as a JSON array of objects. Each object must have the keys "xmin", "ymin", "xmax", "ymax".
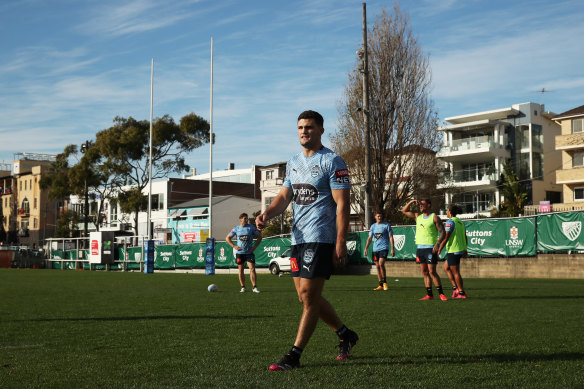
[{"xmin": 1, "ymin": 0, "xmax": 583, "ymax": 175}]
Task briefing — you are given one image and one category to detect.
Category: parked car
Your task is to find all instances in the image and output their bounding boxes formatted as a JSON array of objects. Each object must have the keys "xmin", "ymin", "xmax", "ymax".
[{"xmin": 269, "ymin": 248, "xmax": 291, "ymax": 275}]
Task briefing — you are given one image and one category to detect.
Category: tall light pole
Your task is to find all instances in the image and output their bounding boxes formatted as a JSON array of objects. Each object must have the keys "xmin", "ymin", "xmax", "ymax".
[
  {"xmin": 361, "ymin": 2, "xmax": 372, "ymax": 228},
  {"xmin": 147, "ymin": 58, "xmax": 154, "ymax": 241},
  {"xmin": 80, "ymin": 140, "xmax": 90, "ymax": 238},
  {"xmin": 209, "ymin": 38, "xmax": 214, "ymax": 238}
]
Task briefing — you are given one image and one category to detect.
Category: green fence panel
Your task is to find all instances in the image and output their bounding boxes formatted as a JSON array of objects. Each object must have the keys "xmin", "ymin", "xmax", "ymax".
[
  {"xmin": 255, "ymin": 238, "xmax": 291, "ymax": 267},
  {"xmin": 155, "ymin": 245, "xmax": 176, "ymax": 269},
  {"xmin": 346, "ymin": 232, "xmax": 366, "ymax": 264},
  {"xmin": 537, "ymin": 211, "xmax": 584, "ymax": 252},
  {"xmin": 175, "ymin": 243, "xmax": 206, "ymax": 268},
  {"xmin": 391, "ymin": 226, "xmax": 417, "ymax": 260},
  {"xmin": 214, "ymin": 241, "xmax": 236, "ymax": 268},
  {"xmin": 464, "ymin": 217, "xmax": 536, "ymax": 256},
  {"xmin": 51, "ymin": 250, "xmax": 65, "ymax": 259}
]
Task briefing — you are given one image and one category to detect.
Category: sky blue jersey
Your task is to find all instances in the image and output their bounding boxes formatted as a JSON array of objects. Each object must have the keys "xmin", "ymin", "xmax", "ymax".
[
  {"xmin": 283, "ymin": 146, "xmax": 350, "ymax": 245},
  {"xmin": 369, "ymin": 222, "xmax": 393, "ymax": 252},
  {"xmin": 228, "ymin": 224, "xmax": 260, "ymax": 254}
]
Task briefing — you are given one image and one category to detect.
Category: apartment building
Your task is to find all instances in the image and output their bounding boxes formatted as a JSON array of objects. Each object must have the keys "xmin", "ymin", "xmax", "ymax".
[
  {"xmin": 0, "ymin": 154, "xmax": 58, "ymax": 246},
  {"xmin": 552, "ymin": 104, "xmax": 584, "ymax": 210},
  {"xmin": 437, "ymin": 102, "xmax": 562, "ymax": 217}
]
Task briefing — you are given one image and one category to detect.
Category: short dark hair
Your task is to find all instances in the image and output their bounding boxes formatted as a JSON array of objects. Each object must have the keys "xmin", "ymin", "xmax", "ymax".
[
  {"xmin": 374, "ymin": 210, "xmax": 383, "ymax": 216},
  {"xmin": 298, "ymin": 110, "xmax": 324, "ymax": 127},
  {"xmin": 448, "ymin": 204, "xmax": 461, "ymax": 217},
  {"xmin": 422, "ymin": 198, "xmax": 431, "ymax": 205},
  {"xmin": 239, "ymin": 213, "xmax": 248, "ymax": 219}
]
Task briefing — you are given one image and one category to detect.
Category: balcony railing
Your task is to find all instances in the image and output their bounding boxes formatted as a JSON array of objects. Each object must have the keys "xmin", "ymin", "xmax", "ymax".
[
  {"xmin": 439, "ymin": 135, "xmax": 504, "ymax": 154},
  {"xmin": 440, "ymin": 171, "xmax": 498, "ymax": 185}
]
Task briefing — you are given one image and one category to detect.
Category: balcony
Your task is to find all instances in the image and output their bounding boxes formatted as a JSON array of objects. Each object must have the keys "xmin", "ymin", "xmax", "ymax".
[
  {"xmin": 437, "ymin": 135, "xmax": 509, "ymax": 162},
  {"xmin": 438, "ymin": 171, "xmax": 498, "ymax": 189},
  {"xmin": 556, "ymin": 132, "xmax": 584, "ymax": 150},
  {"xmin": 556, "ymin": 166, "xmax": 584, "ymax": 184},
  {"xmin": 260, "ymin": 178, "xmax": 284, "ymax": 188}
]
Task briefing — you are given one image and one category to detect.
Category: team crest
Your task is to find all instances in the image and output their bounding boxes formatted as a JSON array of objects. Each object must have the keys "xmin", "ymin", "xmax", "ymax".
[
  {"xmin": 510, "ymin": 226, "xmax": 518, "ymax": 240},
  {"xmin": 220, "ymin": 247, "xmax": 225, "ymax": 256},
  {"xmin": 394, "ymin": 235, "xmax": 406, "ymax": 251},
  {"xmin": 311, "ymin": 165, "xmax": 319, "ymax": 177},
  {"xmin": 562, "ymin": 221, "xmax": 582, "ymax": 242},
  {"xmin": 199, "ymin": 248, "xmax": 203, "ymax": 256},
  {"xmin": 346, "ymin": 241, "xmax": 357, "ymax": 255},
  {"xmin": 303, "ymin": 249, "xmax": 315, "ymax": 264}
]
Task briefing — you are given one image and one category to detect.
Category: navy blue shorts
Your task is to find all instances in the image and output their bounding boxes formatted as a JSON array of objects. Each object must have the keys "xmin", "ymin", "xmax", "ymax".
[
  {"xmin": 236, "ymin": 253, "xmax": 255, "ymax": 265},
  {"xmin": 290, "ymin": 243, "xmax": 334, "ymax": 280},
  {"xmin": 446, "ymin": 252, "xmax": 463, "ymax": 266},
  {"xmin": 416, "ymin": 248, "xmax": 438, "ymax": 265},
  {"xmin": 373, "ymin": 250, "xmax": 388, "ymax": 262}
]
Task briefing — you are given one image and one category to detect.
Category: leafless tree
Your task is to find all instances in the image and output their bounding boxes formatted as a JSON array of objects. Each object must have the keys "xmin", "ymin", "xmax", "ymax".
[{"xmin": 332, "ymin": 4, "xmax": 443, "ymax": 225}]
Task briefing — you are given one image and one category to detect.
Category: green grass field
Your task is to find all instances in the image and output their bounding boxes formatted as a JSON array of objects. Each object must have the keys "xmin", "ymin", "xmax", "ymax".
[{"xmin": 1, "ymin": 269, "xmax": 583, "ymax": 388}]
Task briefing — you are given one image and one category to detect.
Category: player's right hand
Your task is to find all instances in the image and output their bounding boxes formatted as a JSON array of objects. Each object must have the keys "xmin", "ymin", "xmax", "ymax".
[{"xmin": 256, "ymin": 213, "xmax": 267, "ymax": 230}]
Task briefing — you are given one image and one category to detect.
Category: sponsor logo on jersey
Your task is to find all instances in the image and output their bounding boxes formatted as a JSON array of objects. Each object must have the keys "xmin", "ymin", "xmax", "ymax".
[
  {"xmin": 303, "ymin": 249, "xmax": 315, "ymax": 264},
  {"xmin": 290, "ymin": 257, "xmax": 299, "ymax": 272},
  {"xmin": 292, "ymin": 183, "xmax": 318, "ymax": 205},
  {"xmin": 239, "ymin": 235, "xmax": 250, "ymax": 242},
  {"xmin": 335, "ymin": 169, "xmax": 350, "ymax": 184},
  {"xmin": 311, "ymin": 165, "xmax": 319, "ymax": 177},
  {"xmin": 562, "ymin": 221, "xmax": 582, "ymax": 241},
  {"xmin": 374, "ymin": 233, "xmax": 383, "ymax": 239},
  {"xmin": 394, "ymin": 235, "xmax": 406, "ymax": 251}
]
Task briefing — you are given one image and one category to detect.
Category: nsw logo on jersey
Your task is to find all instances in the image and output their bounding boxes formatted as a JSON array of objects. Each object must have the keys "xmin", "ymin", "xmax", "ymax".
[
  {"xmin": 335, "ymin": 169, "xmax": 350, "ymax": 184},
  {"xmin": 292, "ymin": 183, "xmax": 318, "ymax": 205},
  {"xmin": 311, "ymin": 165, "xmax": 319, "ymax": 177}
]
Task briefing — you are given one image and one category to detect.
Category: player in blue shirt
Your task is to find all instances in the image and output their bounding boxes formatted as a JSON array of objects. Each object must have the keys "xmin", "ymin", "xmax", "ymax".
[
  {"xmin": 257, "ymin": 110, "xmax": 358, "ymax": 371},
  {"xmin": 363, "ymin": 211, "xmax": 395, "ymax": 291},
  {"xmin": 226, "ymin": 213, "xmax": 262, "ymax": 293}
]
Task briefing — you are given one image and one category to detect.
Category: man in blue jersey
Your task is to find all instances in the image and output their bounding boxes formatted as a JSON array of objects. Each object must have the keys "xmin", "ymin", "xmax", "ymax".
[
  {"xmin": 363, "ymin": 211, "xmax": 395, "ymax": 291},
  {"xmin": 226, "ymin": 213, "xmax": 263, "ymax": 293},
  {"xmin": 257, "ymin": 110, "xmax": 358, "ymax": 371},
  {"xmin": 402, "ymin": 198, "xmax": 447, "ymax": 301}
]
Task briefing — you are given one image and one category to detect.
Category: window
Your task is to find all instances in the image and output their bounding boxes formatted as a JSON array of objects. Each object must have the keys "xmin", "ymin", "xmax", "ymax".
[
  {"xmin": 573, "ymin": 119, "xmax": 584, "ymax": 134},
  {"xmin": 21, "ymin": 198, "xmax": 30, "ymax": 214},
  {"xmin": 266, "ymin": 170, "xmax": 273, "ymax": 180},
  {"xmin": 265, "ymin": 197, "xmax": 274, "ymax": 209},
  {"xmin": 573, "ymin": 151, "xmax": 584, "ymax": 168},
  {"xmin": 34, "ymin": 197, "xmax": 38, "ymax": 209},
  {"xmin": 110, "ymin": 204, "xmax": 118, "ymax": 227},
  {"xmin": 34, "ymin": 218, "xmax": 38, "ymax": 229},
  {"xmin": 151, "ymin": 193, "xmax": 164, "ymax": 211},
  {"xmin": 575, "ymin": 187, "xmax": 584, "ymax": 201}
]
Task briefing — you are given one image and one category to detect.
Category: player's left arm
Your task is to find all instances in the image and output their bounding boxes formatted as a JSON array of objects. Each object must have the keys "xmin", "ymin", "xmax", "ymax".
[
  {"xmin": 433, "ymin": 214, "xmax": 445, "ymax": 254},
  {"xmin": 332, "ymin": 187, "xmax": 350, "ymax": 267}
]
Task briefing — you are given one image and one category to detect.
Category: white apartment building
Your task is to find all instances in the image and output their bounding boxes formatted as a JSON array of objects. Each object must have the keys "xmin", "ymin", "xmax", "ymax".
[{"xmin": 437, "ymin": 102, "xmax": 562, "ymax": 218}]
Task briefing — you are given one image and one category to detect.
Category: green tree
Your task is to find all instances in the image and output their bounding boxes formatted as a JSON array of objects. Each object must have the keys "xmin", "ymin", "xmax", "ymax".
[
  {"xmin": 497, "ymin": 160, "xmax": 528, "ymax": 217},
  {"xmin": 55, "ymin": 210, "xmax": 80, "ymax": 238},
  {"xmin": 250, "ymin": 210, "xmax": 292, "ymax": 238},
  {"xmin": 332, "ymin": 5, "xmax": 441, "ymax": 224},
  {"xmin": 95, "ymin": 113, "xmax": 211, "ymax": 236}
]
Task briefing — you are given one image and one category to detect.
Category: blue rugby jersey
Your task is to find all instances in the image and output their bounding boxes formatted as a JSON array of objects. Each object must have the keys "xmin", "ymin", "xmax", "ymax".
[
  {"xmin": 283, "ymin": 146, "xmax": 350, "ymax": 245},
  {"xmin": 369, "ymin": 222, "xmax": 393, "ymax": 251},
  {"xmin": 228, "ymin": 224, "xmax": 260, "ymax": 254}
]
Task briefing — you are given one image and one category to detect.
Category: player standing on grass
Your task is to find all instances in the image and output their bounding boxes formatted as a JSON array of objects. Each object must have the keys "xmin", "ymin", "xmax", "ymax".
[
  {"xmin": 402, "ymin": 199, "xmax": 448, "ymax": 301},
  {"xmin": 226, "ymin": 213, "xmax": 262, "ymax": 293},
  {"xmin": 363, "ymin": 211, "xmax": 395, "ymax": 291},
  {"xmin": 257, "ymin": 110, "xmax": 358, "ymax": 371},
  {"xmin": 437, "ymin": 204, "xmax": 468, "ymax": 299}
]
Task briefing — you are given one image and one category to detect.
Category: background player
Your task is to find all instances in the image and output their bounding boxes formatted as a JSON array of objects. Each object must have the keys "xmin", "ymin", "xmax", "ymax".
[
  {"xmin": 402, "ymin": 198, "xmax": 447, "ymax": 300},
  {"xmin": 257, "ymin": 110, "xmax": 358, "ymax": 371},
  {"xmin": 226, "ymin": 212, "xmax": 262, "ymax": 293},
  {"xmin": 437, "ymin": 204, "xmax": 468, "ymax": 299},
  {"xmin": 363, "ymin": 211, "xmax": 395, "ymax": 290}
]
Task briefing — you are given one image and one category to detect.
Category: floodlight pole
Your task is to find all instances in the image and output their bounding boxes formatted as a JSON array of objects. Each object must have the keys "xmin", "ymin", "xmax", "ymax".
[
  {"xmin": 147, "ymin": 58, "xmax": 154, "ymax": 240},
  {"xmin": 209, "ymin": 38, "xmax": 214, "ymax": 237},
  {"xmin": 362, "ymin": 2, "xmax": 372, "ymax": 229}
]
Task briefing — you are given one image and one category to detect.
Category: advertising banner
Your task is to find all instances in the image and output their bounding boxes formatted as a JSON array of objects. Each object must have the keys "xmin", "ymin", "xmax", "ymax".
[
  {"xmin": 154, "ymin": 245, "xmax": 176, "ymax": 269},
  {"xmin": 214, "ymin": 242, "xmax": 235, "ymax": 268},
  {"xmin": 537, "ymin": 211, "xmax": 584, "ymax": 252},
  {"xmin": 254, "ymin": 238, "xmax": 291, "ymax": 267},
  {"xmin": 464, "ymin": 217, "xmax": 536, "ymax": 256}
]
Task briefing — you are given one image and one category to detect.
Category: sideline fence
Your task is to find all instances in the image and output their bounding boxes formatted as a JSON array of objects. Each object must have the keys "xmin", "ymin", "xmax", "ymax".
[{"xmin": 46, "ymin": 211, "xmax": 584, "ymax": 270}]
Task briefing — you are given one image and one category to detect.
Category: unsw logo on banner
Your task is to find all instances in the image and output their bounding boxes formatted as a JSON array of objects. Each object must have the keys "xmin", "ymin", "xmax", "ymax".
[{"xmin": 562, "ymin": 221, "xmax": 582, "ymax": 242}]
